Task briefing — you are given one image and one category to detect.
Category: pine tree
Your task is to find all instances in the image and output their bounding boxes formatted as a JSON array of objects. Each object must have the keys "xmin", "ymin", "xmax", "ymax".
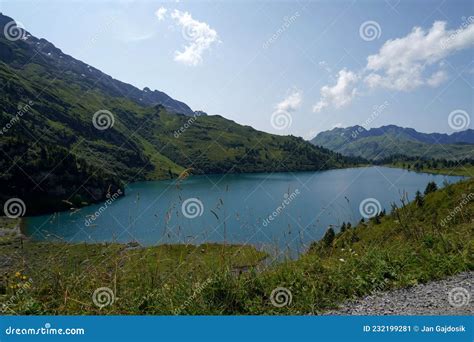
[
  {"xmin": 322, "ymin": 227, "xmax": 335, "ymax": 247},
  {"xmin": 415, "ymin": 190, "xmax": 424, "ymax": 207},
  {"xmin": 424, "ymin": 181, "xmax": 438, "ymax": 195}
]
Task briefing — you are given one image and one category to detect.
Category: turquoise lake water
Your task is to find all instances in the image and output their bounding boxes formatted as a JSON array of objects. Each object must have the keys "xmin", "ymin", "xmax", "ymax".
[{"xmin": 25, "ymin": 167, "xmax": 463, "ymax": 256}]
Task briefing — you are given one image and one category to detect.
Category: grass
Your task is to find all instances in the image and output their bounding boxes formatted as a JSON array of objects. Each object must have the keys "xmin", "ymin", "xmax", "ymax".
[
  {"xmin": 386, "ymin": 162, "xmax": 474, "ymax": 177},
  {"xmin": 1, "ymin": 170, "xmax": 472, "ymax": 315}
]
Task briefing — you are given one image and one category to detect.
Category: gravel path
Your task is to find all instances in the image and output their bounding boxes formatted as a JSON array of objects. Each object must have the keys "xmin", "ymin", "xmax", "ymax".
[{"xmin": 327, "ymin": 271, "xmax": 473, "ymax": 315}]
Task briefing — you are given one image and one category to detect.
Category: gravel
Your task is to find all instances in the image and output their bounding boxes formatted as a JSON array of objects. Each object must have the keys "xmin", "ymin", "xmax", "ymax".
[{"xmin": 326, "ymin": 271, "xmax": 473, "ymax": 315}]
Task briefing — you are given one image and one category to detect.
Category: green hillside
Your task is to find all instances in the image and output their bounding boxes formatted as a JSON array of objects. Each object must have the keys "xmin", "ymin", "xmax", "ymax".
[
  {"xmin": 0, "ymin": 21, "xmax": 361, "ymax": 215},
  {"xmin": 311, "ymin": 125, "xmax": 474, "ymax": 161}
]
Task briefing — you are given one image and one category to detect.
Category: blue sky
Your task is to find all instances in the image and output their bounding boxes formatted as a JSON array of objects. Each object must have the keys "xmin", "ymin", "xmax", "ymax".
[{"xmin": 1, "ymin": 0, "xmax": 473, "ymax": 138}]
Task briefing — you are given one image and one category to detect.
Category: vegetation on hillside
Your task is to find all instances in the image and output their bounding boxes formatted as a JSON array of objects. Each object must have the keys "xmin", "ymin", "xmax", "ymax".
[
  {"xmin": 0, "ymin": 39, "xmax": 362, "ymax": 215},
  {"xmin": 311, "ymin": 125, "xmax": 474, "ymax": 161}
]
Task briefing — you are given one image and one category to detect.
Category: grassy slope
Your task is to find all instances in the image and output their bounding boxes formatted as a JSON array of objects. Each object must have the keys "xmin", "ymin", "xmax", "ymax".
[
  {"xmin": 1, "ymin": 168, "xmax": 472, "ymax": 314},
  {"xmin": 1, "ymin": 58, "xmax": 359, "ymax": 215},
  {"xmin": 387, "ymin": 162, "xmax": 474, "ymax": 177}
]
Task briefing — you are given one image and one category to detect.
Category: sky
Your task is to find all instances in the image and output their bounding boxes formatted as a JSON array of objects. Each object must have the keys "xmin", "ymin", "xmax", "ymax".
[{"xmin": 1, "ymin": 0, "xmax": 473, "ymax": 139}]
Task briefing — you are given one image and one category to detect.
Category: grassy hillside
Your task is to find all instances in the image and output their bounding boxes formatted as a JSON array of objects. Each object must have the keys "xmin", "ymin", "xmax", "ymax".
[
  {"xmin": 0, "ymin": 36, "xmax": 361, "ymax": 215},
  {"xmin": 311, "ymin": 126, "xmax": 474, "ymax": 161},
  {"xmin": 1, "ymin": 172, "xmax": 471, "ymax": 314}
]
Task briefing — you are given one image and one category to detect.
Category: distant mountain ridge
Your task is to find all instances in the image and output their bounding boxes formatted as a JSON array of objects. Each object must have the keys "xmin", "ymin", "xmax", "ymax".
[
  {"xmin": 0, "ymin": 13, "xmax": 196, "ymax": 116},
  {"xmin": 310, "ymin": 125, "xmax": 474, "ymax": 161},
  {"xmin": 345, "ymin": 125, "xmax": 474, "ymax": 144}
]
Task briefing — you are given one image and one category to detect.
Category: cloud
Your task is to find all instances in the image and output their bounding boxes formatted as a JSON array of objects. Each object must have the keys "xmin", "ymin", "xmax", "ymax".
[
  {"xmin": 155, "ymin": 7, "xmax": 167, "ymax": 21},
  {"xmin": 313, "ymin": 21, "xmax": 474, "ymax": 112},
  {"xmin": 364, "ymin": 21, "xmax": 474, "ymax": 91},
  {"xmin": 312, "ymin": 69, "xmax": 358, "ymax": 113},
  {"xmin": 318, "ymin": 61, "xmax": 332, "ymax": 73},
  {"xmin": 170, "ymin": 10, "xmax": 219, "ymax": 66},
  {"xmin": 275, "ymin": 89, "xmax": 302, "ymax": 113}
]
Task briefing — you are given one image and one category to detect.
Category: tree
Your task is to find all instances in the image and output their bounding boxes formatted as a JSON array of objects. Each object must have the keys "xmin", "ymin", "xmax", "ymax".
[
  {"xmin": 340, "ymin": 222, "xmax": 347, "ymax": 233},
  {"xmin": 415, "ymin": 190, "xmax": 424, "ymax": 207},
  {"xmin": 424, "ymin": 181, "xmax": 438, "ymax": 195},
  {"xmin": 322, "ymin": 227, "xmax": 335, "ymax": 247}
]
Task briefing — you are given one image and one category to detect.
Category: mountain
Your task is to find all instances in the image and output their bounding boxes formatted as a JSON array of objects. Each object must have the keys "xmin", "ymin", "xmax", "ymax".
[
  {"xmin": 0, "ymin": 15, "xmax": 362, "ymax": 215},
  {"xmin": 310, "ymin": 125, "xmax": 474, "ymax": 161},
  {"xmin": 0, "ymin": 13, "xmax": 195, "ymax": 116}
]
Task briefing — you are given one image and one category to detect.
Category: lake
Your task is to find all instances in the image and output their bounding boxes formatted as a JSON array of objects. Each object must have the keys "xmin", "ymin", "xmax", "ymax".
[{"xmin": 25, "ymin": 167, "xmax": 463, "ymax": 257}]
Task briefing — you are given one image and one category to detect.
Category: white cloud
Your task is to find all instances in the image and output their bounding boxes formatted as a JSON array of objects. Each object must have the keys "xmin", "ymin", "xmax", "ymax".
[
  {"xmin": 312, "ymin": 69, "xmax": 359, "ymax": 113},
  {"xmin": 275, "ymin": 89, "xmax": 302, "ymax": 113},
  {"xmin": 313, "ymin": 21, "xmax": 474, "ymax": 112},
  {"xmin": 364, "ymin": 21, "xmax": 474, "ymax": 91},
  {"xmin": 426, "ymin": 70, "xmax": 448, "ymax": 87},
  {"xmin": 155, "ymin": 7, "xmax": 167, "ymax": 21},
  {"xmin": 170, "ymin": 10, "xmax": 219, "ymax": 66},
  {"xmin": 318, "ymin": 60, "xmax": 332, "ymax": 73}
]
